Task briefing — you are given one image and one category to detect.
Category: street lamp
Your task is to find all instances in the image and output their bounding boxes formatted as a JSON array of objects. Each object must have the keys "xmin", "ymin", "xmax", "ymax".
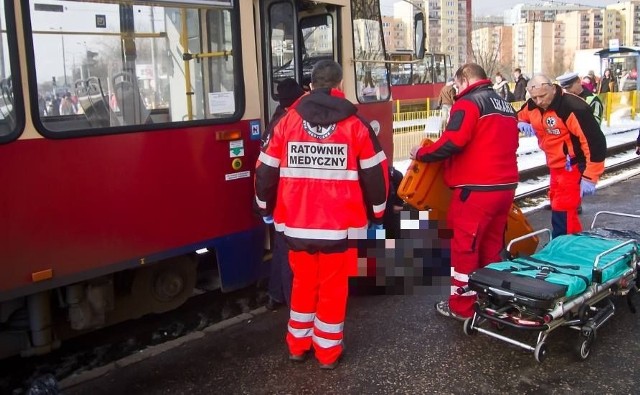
[{"xmin": 51, "ymin": 27, "xmax": 68, "ymax": 88}]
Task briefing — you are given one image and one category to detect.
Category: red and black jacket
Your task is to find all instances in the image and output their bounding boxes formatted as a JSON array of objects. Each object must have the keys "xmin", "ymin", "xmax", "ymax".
[{"xmin": 415, "ymin": 79, "xmax": 519, "ymax": 190}]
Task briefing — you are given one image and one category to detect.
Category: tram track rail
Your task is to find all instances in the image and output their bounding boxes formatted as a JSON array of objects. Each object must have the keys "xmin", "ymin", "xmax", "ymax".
[{"xmin": 515, "ymin": 140, "xmax": 640, "ymax": 204}]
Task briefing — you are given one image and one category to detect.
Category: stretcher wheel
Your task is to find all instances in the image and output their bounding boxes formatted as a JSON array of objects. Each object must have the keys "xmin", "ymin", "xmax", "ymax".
[
  {"xmin": 575, "ymin": 334, "xmax": 594, "ymax": 361},
  {"xmin": 463, "ymin": 318, "xmax": 477, "ymax": 336},
  {"xmin": 578, "ymin": 304, "xmax": 592, "ymax": 323},
  {"xmin": 534, "ymin": 342, "xmax": 548, "ymax": 363},
  {"xmin": 575, "ymin": 328, "xmax": 596, "ymax": 361}
]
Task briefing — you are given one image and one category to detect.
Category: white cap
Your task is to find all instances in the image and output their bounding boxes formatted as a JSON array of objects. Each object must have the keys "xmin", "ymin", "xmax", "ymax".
[{"xmin": 556, "ymin": 72, "xmax": 579, "ymax": 88}]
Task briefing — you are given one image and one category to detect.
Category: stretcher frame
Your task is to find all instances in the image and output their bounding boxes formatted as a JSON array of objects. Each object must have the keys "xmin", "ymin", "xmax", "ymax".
[{"xmin": 462, "ymin": 211, "xmax": 640, "ymax": 362}]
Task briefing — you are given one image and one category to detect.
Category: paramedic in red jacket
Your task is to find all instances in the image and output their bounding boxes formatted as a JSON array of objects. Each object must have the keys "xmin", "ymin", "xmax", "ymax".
[
  {"xmin": 409, "ymin": 63, "xmax": 519, "ymax": 320},
  {"xmin": 254, "ymin": 60, "xmax": 388, "ymax": 369},
  {"xmin": 516, "ymin": 75, "xmax": 606, "ymax": 238}
]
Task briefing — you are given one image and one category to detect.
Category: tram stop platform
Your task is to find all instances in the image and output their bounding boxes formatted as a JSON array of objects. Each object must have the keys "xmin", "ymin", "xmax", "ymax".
[{"xmin": 64, "ymin": 172, "xmax": 640, "ymax": 394}]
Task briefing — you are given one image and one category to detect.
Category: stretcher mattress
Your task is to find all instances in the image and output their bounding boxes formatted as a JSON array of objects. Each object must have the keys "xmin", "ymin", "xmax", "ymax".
[{"xmin": 469, "ymin": 231, "xmax": 638, "ymax": 303}]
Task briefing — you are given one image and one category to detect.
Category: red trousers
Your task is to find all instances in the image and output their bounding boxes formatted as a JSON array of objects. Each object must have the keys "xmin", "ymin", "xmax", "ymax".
[
  {"xmin": 549, "ymin": 165, "xmax": 582, "ymax": 238},
  {"xmin": 448, "ymin": 188, "xmax": 515, "ymax": 317},
  {"xmin": 286, "ymin": 249, "xmax": 349, "ymax": 365}
]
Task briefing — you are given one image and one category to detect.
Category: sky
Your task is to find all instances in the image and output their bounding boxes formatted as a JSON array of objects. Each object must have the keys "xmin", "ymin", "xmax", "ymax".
[{"xmin": 474, "ymin": 0, "xmax": 623, "ymax": 17}]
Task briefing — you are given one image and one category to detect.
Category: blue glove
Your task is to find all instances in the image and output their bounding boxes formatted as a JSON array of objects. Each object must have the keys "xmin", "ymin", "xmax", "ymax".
[
  {"xmin": 368, "ymin": 223, "xmax": 384, "ymax": 230},
  {"xmin": 263, "ymin": 215, "xmax": 274, "ymax": 224},
  {"xmin": 517, "ymin": 122, "xmax": 535, "ymax": 137},
  {"xmin": 580, "ymin": 179, "xmax": 596, "ymax": 197}
]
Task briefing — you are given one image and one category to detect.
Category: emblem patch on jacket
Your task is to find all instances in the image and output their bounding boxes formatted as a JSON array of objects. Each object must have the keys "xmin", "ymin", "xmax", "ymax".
[
  {"xmin": 544, "ymin": 116, "xmax": 561, "ymax": 135},
  {"xmin": 303, "ymin": 120, "xmax": 336, "ymax": 139}
]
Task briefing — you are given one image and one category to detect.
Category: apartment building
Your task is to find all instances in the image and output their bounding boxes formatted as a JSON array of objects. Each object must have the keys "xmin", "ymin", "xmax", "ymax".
[
  {"xmin": 427, "ymin": 0, "xmax": 471, "ymax": 71},
  {"xmin": 470, "ymin": 25, "xmax": 512, "ymax": 76},
  {"xmin": 504, "ymin": 3, "xmax": 593, "ymax": 25},
  {"xmin": 608, "ymin": 1, "xmax": 640, "ymax": 47},
  {"xmin": 382, "ymin": 1, "xmax": 413, "ymax": 53},
  {"xmin": 381, "ymin": 0, "xmax": 472, "ymax": 72},
  {"xmin": 511, "ymin": 21, "xmax": 556, "ymax": 77},
  {"xmin": 554, "ymin": 9, "xmax": 605, "ymax": 74}
]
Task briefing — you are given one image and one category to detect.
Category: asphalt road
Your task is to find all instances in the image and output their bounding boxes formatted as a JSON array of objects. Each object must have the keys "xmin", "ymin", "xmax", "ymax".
[{"xmin": 64, "ymin": 173, "xmax": 640, "ymax": 394}]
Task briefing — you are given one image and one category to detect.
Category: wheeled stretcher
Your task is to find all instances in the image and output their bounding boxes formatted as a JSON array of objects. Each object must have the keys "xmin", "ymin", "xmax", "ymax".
[{"xmin": 462, "ymin": 211, "xmax": 640, "ymax": 362}]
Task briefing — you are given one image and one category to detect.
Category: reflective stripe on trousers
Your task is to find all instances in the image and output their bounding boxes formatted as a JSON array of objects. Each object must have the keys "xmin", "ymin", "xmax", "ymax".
[
  {"xmin": 286, "ymin": 249, "xmax": 350, "ymax": 365},
  {"xmin": 447, "ymin": 188, "xmax": 514, "ymax": 318}
]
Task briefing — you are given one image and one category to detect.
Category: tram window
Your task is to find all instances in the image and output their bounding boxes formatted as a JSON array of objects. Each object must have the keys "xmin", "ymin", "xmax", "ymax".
[
  {"xmin": 28, "ymin": 0, "xmax": 241, "ymax": 138},
  {"xmin": 352, "ymin": 0, "xmax": 390, "ymax": 103},
  {"xmin": 424, "ymin": 53, "xmax": 435, "ymax": 84},
  {"xmin": 299, "ymin": 15, "xmax": 334, "ymax": 87},
  {"xmin": 269, "ymin": 2, "xmax": 296, "ymax": 92},
  {"xmin": 433, "ymin": 53, "xmax": 446, "ymax": 83},
  {"xmin": 206, "ymin": 8, "xmax": 238, "ymax": 118},
  {"xmin": 0, "ymin": 0, "xmax": 19, "ymax": 143}
]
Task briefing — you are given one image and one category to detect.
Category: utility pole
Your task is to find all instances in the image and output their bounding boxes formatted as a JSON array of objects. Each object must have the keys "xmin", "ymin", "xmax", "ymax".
[{"xmin": 61, "ymin": 29, "xmax": 68, "ymax": 88}]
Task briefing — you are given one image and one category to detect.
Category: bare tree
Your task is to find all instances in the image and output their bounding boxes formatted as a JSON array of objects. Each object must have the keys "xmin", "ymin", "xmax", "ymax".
[{"xmin": 470, "ymin": 33, "xmax": 502, "ymax": 77}]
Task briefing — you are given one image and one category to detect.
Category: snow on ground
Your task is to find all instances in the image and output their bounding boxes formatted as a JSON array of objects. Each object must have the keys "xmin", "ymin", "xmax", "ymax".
[
  {"xmin": 392, "ymin": 117, "xmax": 640, "ymax": 213},
  {"xmin": 393, "ymin": 118, "xmax": 640, "ymax": 176}
]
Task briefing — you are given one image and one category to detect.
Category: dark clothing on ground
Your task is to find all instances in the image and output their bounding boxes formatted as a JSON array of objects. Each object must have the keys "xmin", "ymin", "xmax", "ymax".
[{"xmin": 383, "ymin": 167, "xmax": 405, "ymax": 239}]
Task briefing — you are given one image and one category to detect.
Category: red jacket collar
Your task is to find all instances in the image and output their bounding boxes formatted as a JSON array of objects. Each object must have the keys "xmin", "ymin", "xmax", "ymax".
[{"xmin": 455, "ymin": 79, "xmax": 492, "ymax": 99}]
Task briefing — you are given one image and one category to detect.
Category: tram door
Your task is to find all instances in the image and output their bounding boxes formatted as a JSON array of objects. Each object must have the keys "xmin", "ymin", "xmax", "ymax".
[{"xmin": 260, "ymin": 0, "xmax": 339, "ymax": 122}]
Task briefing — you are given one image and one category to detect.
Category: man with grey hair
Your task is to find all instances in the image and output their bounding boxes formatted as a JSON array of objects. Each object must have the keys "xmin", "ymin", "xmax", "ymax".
[{"xmin": 517, "ymin": 74, "xmax": 606, "ymax": 238}]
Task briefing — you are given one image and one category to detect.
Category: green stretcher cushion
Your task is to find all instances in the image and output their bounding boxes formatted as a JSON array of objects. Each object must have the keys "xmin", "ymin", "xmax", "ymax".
[{"xmin": 486, "ymin": 233, "xmax": 637, "ymax": 298}]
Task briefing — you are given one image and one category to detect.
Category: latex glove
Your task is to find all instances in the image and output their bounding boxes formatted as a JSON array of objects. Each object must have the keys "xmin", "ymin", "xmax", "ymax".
[
  {"xmin": 580, "ymin": 179, "xmax": 596, "ymax": 197},
  {"xmin": 263, "ymin": 215, "xmax": 274, "ymax": 224},
  {"xmin": 368, "ymin": 223, "xmax": 384, "ymax": 230},
  {"xmin": 517, "ymin": 121, "xmax": 535, "ymax": 137}
]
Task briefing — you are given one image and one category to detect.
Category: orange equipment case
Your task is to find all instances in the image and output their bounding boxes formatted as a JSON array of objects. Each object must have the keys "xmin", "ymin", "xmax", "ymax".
[{"xmin": 397, "ymin": 139, "xmax": 538, "ymax": 256}]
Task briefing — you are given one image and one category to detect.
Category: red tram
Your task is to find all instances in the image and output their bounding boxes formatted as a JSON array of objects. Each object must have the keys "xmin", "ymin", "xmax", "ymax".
[
  {"xmin": 389, "ymin": 51, "xmax": 453, "ymax": 101},
  {"xmin": 0, "ymin": 0, "xmax": 402, "ymax": 358}
]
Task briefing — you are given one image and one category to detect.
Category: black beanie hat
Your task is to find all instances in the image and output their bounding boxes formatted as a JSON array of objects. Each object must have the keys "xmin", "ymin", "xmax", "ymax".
[{"xmin": 277, "ymin": 78, "xmax": 304, "ymax": 108}]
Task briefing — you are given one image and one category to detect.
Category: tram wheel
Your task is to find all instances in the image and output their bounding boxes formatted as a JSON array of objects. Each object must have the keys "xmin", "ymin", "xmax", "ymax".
[
  {"xmin": 534, "ymin": 342, "xmax": 548, "ymax": 363},
  {"xmin": 463, "ymin": 318, "xmax": 477, "ymax": 336},
  {"xmin": 131, "ymin": 256, "xmax": 197, "ymax": 314}
]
